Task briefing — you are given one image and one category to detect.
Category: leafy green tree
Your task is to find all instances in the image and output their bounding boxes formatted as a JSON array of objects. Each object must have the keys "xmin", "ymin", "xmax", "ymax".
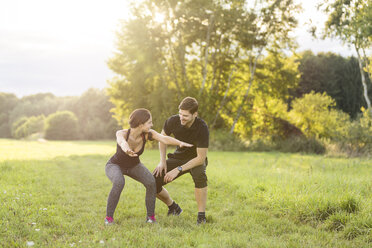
[
  {"xmin": 0, "ymin": 93, "xmax": 19, "ymax": 137},
  {"xmin": 293, "ymin": 51, "xmax": 367, "ymax": 118},
  {"xmin": 44, "ymin": 111, "xmax": 78, "ymax": 140},
  {"xmin": 8, "ymin": 93, "xmax": 59, "ymax": 125},
  {"xmin": 219, "ymin": 51, "xmax": 299, "ymax": 138},
  {"xmin": 228, "ymin": 0, "xmax": 300, "ymax": 133},
  {"xmin": 68, "ymin": 88, "xmax": 119, "ymax": 139},
  {"xmin": 3, "ymin": 89, "xmax": 118, "ymax": 140},
  {"xmin": 321, "ymin": 0, "xmax": 372, "ymax": 113},
  {"xmin": 107, "ymin": 0, "xmax": 300, "ymax": 134}
]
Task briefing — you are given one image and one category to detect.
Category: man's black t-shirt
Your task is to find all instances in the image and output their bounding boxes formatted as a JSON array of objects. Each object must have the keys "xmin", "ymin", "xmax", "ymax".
[{"xmin": 163, "ymin": 115, "xmax": 209, "ymax": 161}]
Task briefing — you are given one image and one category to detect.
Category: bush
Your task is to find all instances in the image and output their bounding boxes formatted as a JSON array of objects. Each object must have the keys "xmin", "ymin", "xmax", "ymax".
[
  {"xmin": 78, "ymin": 118, "xmax": 107, "ymax": 140},
  {"xmin": 275, "ymin": 136, "xmax": 325, "ymax": 154},
  {"xmin": 288, "ymin": 92, "xmax": 350, "ymax": 140},
  {"xmin": 244, "ymin": 136, "xmax": 325, "ymax": 154},
  {"xmin": 11, "ymin": 117, "xmax": 28, "ymax": 138},
  {"xmin": 250, "ymin": 97, "xmax": 290, "ymax": 141},
  {"xmin": 345, "ymin": 108, "xmax": 372, "ymax": 147},
  {"xmin": 45, "ymin": 111, "xmax": 78, "ymax": 140},
  {"xmin": 12, "ymin": 115, "xmax": 45, "ymax": 139},
  {"xmin": 209, "ymin": 130, "xmax": 247, "ymax": 151},
  {"xmin": 78, "ymin": 117, "xmax": 119, "ymax": 140},
  {"xmin": 326, "ymin": 108, "xmax": 372, "ymax": 157}
]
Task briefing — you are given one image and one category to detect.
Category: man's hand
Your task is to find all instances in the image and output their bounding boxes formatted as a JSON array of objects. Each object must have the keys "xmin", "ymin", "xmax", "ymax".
[
  {"xmin": 153, "ymin": 161, "xmax": 167, "ymax": 177},
  {"xmin": 163, "ymin": 168, "xmax": 180, "ymax": 183}
]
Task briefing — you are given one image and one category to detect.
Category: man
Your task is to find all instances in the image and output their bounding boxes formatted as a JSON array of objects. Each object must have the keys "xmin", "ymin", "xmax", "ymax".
[{"xmin": 153, "ymin": 97, "xmax": 209, "ymax": 224}]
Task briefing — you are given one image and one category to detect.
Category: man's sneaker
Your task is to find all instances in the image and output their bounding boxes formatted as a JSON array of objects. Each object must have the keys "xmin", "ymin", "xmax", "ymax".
[
  {"xmin": 146, "ymin": 216, "xmax": 157, "ymax": 224},
  {"xmin": 167, "ymin": 203, "xmax": 183, "ymax": 216},
  {"xmin": 104, "ymin": 216, "xmax": 114, "ymax": 225},
  {"xmin": 197, "ymin": 217, "xmax": 206, "ymax": 225}
]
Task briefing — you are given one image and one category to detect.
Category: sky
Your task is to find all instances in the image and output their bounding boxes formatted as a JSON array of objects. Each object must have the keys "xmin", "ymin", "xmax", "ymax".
[{"xmin": 0, "ymin": 0, "xmax": 355, "ymax": 98}]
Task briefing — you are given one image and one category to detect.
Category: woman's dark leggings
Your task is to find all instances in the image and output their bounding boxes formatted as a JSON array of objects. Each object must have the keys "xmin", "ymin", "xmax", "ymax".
[{"xmin": 105, "ymin": 162, "xmax": 156, "ymax": 218}]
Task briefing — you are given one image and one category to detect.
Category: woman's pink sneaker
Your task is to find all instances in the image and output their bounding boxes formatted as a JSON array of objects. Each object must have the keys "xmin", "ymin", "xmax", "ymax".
[
  {"xmin": 146, "ymin": 215, "xmax": 156, "ymax": 223},
  {"xmin": 104, "ymin": 216, "xmax": 114, "ymax": 225}
]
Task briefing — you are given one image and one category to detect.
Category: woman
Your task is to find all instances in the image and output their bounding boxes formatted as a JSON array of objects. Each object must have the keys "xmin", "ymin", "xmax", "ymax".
[{"xmin": 105, "ymin": 108, "xmax": 192, "ymax": 225}]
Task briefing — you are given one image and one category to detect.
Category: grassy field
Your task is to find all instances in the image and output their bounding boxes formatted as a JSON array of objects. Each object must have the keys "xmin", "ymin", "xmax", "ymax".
[{"xmin": 0, "ymin": 139, "xmax": 371, "ymax": 247}]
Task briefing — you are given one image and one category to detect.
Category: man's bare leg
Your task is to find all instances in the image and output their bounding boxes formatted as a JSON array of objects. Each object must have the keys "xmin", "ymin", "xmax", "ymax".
[
  {"xmin": 157, "ymin": 187, "xmax": 183, "ymax": 215},
  {"xmin": 156, "ymin": 187, "xmax": 173, "ymax": 206},
  {"xmin": 195, "ymin": 186, "xmax": 207, "ymax": 212}
]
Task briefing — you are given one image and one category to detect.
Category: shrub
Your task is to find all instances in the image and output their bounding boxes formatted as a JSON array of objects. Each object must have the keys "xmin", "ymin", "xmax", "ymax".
[
  {"xmin": 45, "ymin": 111, "xmax": 78, "ymax": 140},
  {"xmin": 245, "ymin": 136, "xmax": 325, "ymax": 154},
  {"xmin": 326, "ymin": 108, "xmax": 372, "ymax": 157},
  {"xmin": 78, "ymin": 118, "xmax": 106, "ymax": 140},
  {"xmin": 250, "ymin": 97, "xmax": 290, "ymax": 141},
  {"xmin": 275, "ymin": 136, "xmax": 325, "ymax": 154},
  {"xmin": 209, "ymin": 130, "xmax": 247, "ymax": 151},
  {"xmin": 288, "ymin": 92, "xmax": 350, "ymax": 140},
  {"xmin": 346, "ymin": 108, "xmax": 372, "ymax": 146},
  {"xmin": 15, "ymin": 115, "xmax": 45, "ymax": 139},
  {"xmin": 11, "ymin": 117, "xmax": 28, "ymax": 138}
]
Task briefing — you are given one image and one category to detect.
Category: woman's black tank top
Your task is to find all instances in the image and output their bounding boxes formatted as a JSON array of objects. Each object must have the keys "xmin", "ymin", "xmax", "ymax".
[{"xmin": 108, "ymin": 129, "xmax": 147, "ymax": 169}]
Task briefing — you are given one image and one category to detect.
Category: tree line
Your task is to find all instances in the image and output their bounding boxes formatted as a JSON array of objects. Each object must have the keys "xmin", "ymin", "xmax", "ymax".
[
  {"xmin": 0, "ymin": 89, "xmax": 120, "ymax": 140},
  {"xmin": 0, "ymin": 50, "xmax": 371, "ymax": 154}
]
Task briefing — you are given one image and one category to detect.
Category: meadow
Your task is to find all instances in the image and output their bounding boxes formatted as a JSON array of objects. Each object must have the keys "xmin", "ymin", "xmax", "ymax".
[{"xmin": 0, "ymin": 139, "xmax": 371, "ymax": 247}]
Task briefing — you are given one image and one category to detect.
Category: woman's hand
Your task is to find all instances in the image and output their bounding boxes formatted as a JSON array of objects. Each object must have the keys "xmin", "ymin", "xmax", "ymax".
[
  {"xmin": 124, "ymin": 149, "xmax": 138, "ymax": 157},
  {"xmin": 120, "ymin": 141, "xmax": 138, "ymax": 157},
  {"xmin": 179, "ymin": 142, "xmax": 193, "ymax": 148}
]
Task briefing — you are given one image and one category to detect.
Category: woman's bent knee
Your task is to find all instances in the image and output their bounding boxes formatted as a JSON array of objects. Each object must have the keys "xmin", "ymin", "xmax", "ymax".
[
  {"xmin": 113, "ymin": 176, "xmax": 125, "ymax": 189},
  {"xmin": 144, "ymin": 177, "xmax": 156, "ymax": 189}
]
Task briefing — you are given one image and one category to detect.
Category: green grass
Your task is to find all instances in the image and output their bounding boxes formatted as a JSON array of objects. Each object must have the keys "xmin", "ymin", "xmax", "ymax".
[{"xmin": 0, "ymin": 139, "xmax": 371, "ymax": 247}]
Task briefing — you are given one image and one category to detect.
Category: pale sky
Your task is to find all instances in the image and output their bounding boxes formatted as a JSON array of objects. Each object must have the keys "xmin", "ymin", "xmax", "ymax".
[{"xmin": 0, "ymin": 0, "xmax": 354, "ymax": 97}]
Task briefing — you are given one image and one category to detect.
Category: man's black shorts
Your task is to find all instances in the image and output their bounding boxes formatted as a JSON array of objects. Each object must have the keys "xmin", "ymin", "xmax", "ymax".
[{"xmin": 155, "ymin": 157, "xmax": 208, "ymax": 193}]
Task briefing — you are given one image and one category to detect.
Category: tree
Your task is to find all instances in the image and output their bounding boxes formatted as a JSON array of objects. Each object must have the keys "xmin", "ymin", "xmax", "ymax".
[
  {"xmin": 68, "ymin": 88, "xmax": 119, "ymax": 139},
  {"xmin": 0, "ymin": 93, "xmax": 19, "ymax": 138},
  {"xmin": 321, "ymin": 0, "xmax": 372, "ymax": 113},
  {"xmin": 107, "ymin": 0, "xmax": 300, "ymax": 134},
  {"xmin": 216, "ymin": 50, "xmax": 299, "ymax": 138},
  {"xmin": 228, "ymin": 0, "xmax": 300, "ymax": 133},
  {"xmin": 8, "ymin": 93, "xmax": 59, "ymax": 125},
  {"xmin": 1, "ymin": 89, "xmax": 119, "ymax": 140},
  {"xmin": 44, "ymin": 111, "xmax": 78, "ymax": 140},
  {"xmin": 292, "ymin": 51, "xmax": 367, "ymax": 118}
]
